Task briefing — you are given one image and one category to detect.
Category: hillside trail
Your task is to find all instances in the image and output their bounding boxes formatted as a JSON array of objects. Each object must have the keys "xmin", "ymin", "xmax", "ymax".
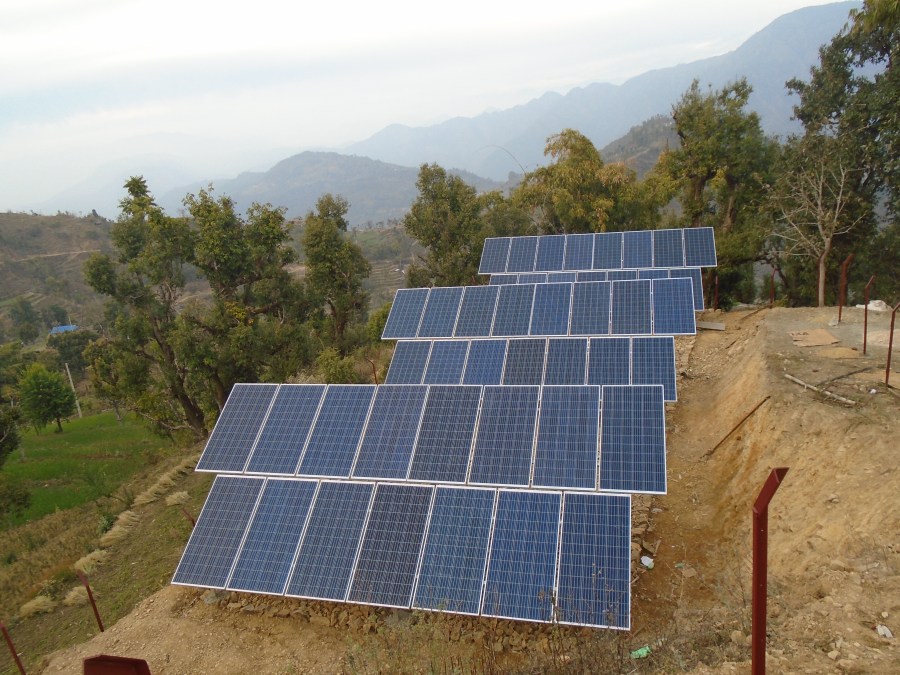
[{"xmin": 39, "ymin": 306, "xmax": 899, "ymax": 674}]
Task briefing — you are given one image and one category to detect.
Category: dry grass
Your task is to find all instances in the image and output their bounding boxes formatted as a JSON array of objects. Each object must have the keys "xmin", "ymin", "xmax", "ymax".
[
  {"xmin": 98, "ymin": 510, "xmax": 140, "ymax": 548},
  {"xmin": 132, "ymin": 457, "xmax": 196, "ymax": 507},
  {"xmin": 165, "ymin": 491, "xmax": 189, "ymax": 506},
  {"xmin": 73, "ymin": 549, "xmax": 110, "ymax": 575},
  {"xmin": 19, "ymin": 595, "xmax": 56, "ymax": 618},
  {"xmin": 62, "ymin": 586, "xmax": 88, "ymax": 607}
]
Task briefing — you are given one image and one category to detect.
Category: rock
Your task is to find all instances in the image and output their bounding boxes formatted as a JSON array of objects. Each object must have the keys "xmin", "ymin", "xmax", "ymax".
[
  {"xmin": 826, "ymin": 494, "xmax": 840, "ymax": 504},
  {"xmin": 828, "ymin": 650, "xmax": 840, "ymax": 660},
  {"xmin": 875, "ymin": 624, "xmax": 893, "ymax": 639},
  {"xmin": 226, "ymin": 602, "xmax": 242, "ymax": 610},
  {"xmin": 828, "ymin": 559, "xmax": 850, "ymax": 572},
  {"xmin": 682, "ymin": 567, "xmax": 697, "ymax": 578},
  {"xmin": 730, "ymin": 630, "xmax": 745, "ymax": 646},
  {"xmin": 241, "ymin": 604, "xmax": 260, "ymax": 614},
  {"xmin": 309, "ymin": 613, "xmax": 329, "ymax": 627}
]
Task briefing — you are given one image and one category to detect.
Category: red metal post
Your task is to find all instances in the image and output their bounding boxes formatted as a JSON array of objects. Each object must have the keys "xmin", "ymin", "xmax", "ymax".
[
  {"xmin": 837, "ymin": 254, "xmax": 854, "ymax": 323},
  {"xmin": 752, "ymin": 467, "xmax": 789, "ymax": 675},
  {"xmin": 1, "ymin": 621, "xmax": 26, "ymax": 674},
  {"xmin": 76, "ymin": 570, "xmax": 105, "ymax": 632},
  {"xmin": 180, "ymin": 506, "xmax": 196, "ymax": 527},
  {"xmin": 864, "ymin": 276, "xmax": 876, "ymax": 355},
  {"xmin": 887, "ymin": 301, "xmax": 900, "ymax": 387}
]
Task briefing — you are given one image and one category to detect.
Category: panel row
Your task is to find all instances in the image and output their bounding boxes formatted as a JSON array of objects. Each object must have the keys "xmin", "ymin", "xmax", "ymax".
[
  {"xmin": 196, "ymin": 383, "xmax": 667, "ymax": 494},
  {"xmin": 173, "ymin": 477, "xmax": 631, "ymax": 629},
  {"xmin": 490, "ymin": 268, "xmax": 704, "ymax": 311},
  {"xmin": 385, "ymin": 336, "xmax": 676, "ymax": 401},
  {"xmin": 478, "ymin": 228, "xmax": 717, "ymax": 274},
  {"xmin": 381, "ymin": 278, "xmax": 696, "ymax": 340}
]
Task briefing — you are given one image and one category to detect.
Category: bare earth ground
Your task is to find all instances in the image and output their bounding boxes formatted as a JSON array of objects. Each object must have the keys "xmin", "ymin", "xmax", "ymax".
[{"xmin": 39, "ymin": 306, "xmax": 899, "ymax": 674}]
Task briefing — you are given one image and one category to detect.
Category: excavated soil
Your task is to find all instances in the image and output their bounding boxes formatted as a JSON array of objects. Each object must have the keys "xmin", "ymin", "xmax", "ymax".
[{"xmin": 39, "ymin": 306, "xmax": 900, "ymax": 674}]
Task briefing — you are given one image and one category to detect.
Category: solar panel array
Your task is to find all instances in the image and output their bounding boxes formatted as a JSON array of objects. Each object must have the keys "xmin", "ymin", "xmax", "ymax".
[{"xmin": 175, "ymin": 228, "xmax": 716, "ymax": 632}]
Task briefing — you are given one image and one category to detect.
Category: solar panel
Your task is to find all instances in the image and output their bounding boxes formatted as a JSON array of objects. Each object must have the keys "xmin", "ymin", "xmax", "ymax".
[
  {"xmin": 683, "ymin": 227, "xmax": 717, "ymax": 267},
  {"xmin": 352, "ymin": 386, "xmax": 427, "ymax": 479},
  {"xmin": 577, "ymin": 271, "xmax": 607, "ymax": 282},
  {"xmin": 382, "ymin": 287, "xmax": 428, "ymax": 339},
  {"xmin": 532, "ymin": 386, "xmax": 600, "ymax": 490},
  {"xmin": 530, "ymin": 283, "xmax": 571, "ymax": 336},
  {"xmin": 534, "ymin": 235, "xmax": 565, "ymax": 272},
  {"xmin": 384, "ymin": 341, "xmax": 431, "ymax": 385},
  {"xmin": 652, "ymin": 277, "xmax": 696, "ymax": 335},
  {"xmin": 297, "ymin": 385, "xmax": 375, "ymax": 478},
  {"xmin": 653, "ymin": 228, "xmax": 685, "ymax": 268},
  {"xmin": 507, "ymin": 236, "xmax": 539, "ymax": 273},
  {"xmin": 423, "ymin": 341, "xmax": 469, "ymax": 384},
  {"xmin": 637, "ymin": 269, "xmax": 668, "ymax": 280},
  {"xmin": 593, "ymin": 232, "xmax": 623, "ymax": 270},
  {"xmin": 622, "ymin": 231, "xmax": 653, "ymax": 269},
  {"xmin": 587, "ymin": 338, "xmax": 631, "ymax": 388},
  {"xmin": 479, "ymin": 237, "xmax": 511, "ymax": 274},
  {"xmin": 482, "ymin": 490, "xmax": 559, "ymax": 622},
  {"xmin": 196, "ymin": 384, "xmax": 278, "ymax": 473},
  {"xmin": 519, "ymin": 273, "xmax": 548, "ymax": 284},
  {"xmin": 489, "ymin": 274, "xmax": 517, "ymax": 285},
  {"xmin": 544, "ymin": 338, "xmax": 588, "ymax": 385},
  {"xmin": 610, "ymin": 280, "xmax": 652, "ymax": 335},
  {"xmin": 172, "ymin": 475, "xmax": 264, "ymax": 587},
  {"xmin": 462, "ymin": 339, "xmax": 506, "ymax": 385},
  {"xmin": 564, "ymin": 233, "xmax": 594, "ymax": 271},
  {"xmin": 570, "ymin": 281, "xmax": 611, "ymax": 336},
  {"xmin": 417, "ymin": 286, "xmax": 464, "ymax": 338},
  {"xmin": 548, "ymin": 272, "xmax": 577, "ymax": 283},
  {"xmin": 454, "ymin": 285, "xmax": 499, "ymax": 337},
  {"xmin": 348, "ymin": 484, "xmax": 433, "ymax": 608},
  {"xmin": 285, "ymin": 481, "xmax": 374, "ymax": 601},
  {"xmin": 412, "ymin": 487, "xmax": 496, "ymax": 615},
  {"xmin": 669, "ymin": 267, "xmax": 705, "ymax": 310},
  {"xmin": 408, "ymin": 386, "xmax": 481, "ymax": 482},
  {"xmin": 245, "ymin": 385, "xmax": 326, "ymax": 474},
  {"xmin": 469, "ymin": 386, "xmax": 539, "ymax": 486},
  {"xmin": 607, "ymin": 270, "xmax": 638, "ymax": 281},
  {"xmin": 227, "ymin": 479, "xmax": 318, "ymax": 594},
  {"xmin": 492, "ymin": 284, "xmax": 535, "ymax": 336},
  {"xmin": 600, "ymin": 385, "xmax": 666, "ymax": 493},
  {"xmin": 502, "ymin": 338, "xmax": 546, "ymax": 385},
  {"xmin": 632, "ymin": 337, "xmax": 677, "ymax": 402},
  {"xmin": 557, "ymin": 493, "xmax": 631, "ymax": 629}
]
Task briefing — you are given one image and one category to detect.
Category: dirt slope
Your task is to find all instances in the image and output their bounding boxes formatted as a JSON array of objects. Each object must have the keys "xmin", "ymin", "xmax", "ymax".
[{"xmin": 39, "ymin": 306, "xmax": 899, "ymax": 674}]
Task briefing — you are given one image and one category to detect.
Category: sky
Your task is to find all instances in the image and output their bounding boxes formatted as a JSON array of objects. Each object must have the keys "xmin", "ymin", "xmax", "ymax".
[{"xmin": 1, "ymin": 0, "xmax": 842, "ymax": 214}]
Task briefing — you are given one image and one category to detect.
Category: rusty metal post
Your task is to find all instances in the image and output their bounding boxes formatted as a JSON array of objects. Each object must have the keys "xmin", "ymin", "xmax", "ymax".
[
  {"xmin": 1, "ymin": 621, "xmax": 26, "ymax": 674},
  {"xmin": 752, "ymin": 467, "xmax": 789, "ymax": 675},
  {"xmin": 76, "ymin": 570, "xmax": 104, "ymax": 632},
  {"xmin": 887, "ymin": 301, "xmax": 900, "ymax": 387},
  {"xmin": 837, "ymin": 254, "xmax": 854, "ymax": 323},
  {"xmin": 180, "ymin": 506, "xmax": 196, "ymax": 527},
  {"xmin": 864, "ymin": 276, "xmax": 876, "ymax": 355}
]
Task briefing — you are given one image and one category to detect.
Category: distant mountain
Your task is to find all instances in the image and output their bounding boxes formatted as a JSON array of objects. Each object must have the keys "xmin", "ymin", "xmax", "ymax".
[
  {"xmin": 347, "ymin": 2, "xmax": 859, "ymax": 180},
  {"xmin": 600, "ymin": 115, "xmax": 678, "ymax": 178},
  {"xmin": 160, "ymin": 152, "xmax": 504, "ymax": 226}
]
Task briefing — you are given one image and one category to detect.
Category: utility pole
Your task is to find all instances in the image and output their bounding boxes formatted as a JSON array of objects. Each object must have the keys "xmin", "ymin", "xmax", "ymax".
[{"xmin": 64, "ymin": 362, "xmax": 83, "ymax": 419}]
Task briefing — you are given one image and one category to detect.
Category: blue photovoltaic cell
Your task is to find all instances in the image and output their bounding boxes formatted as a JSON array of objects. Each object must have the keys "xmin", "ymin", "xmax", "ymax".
[
  {"xmin": 570, "ymin": 281, "xmax": 611, "ymax": 336},
  {"xmin": 196, "ymin": 384, "xmax": 278, "ymax": 473},
  {"xmin": 479, "ymin": 237, "xmax": 511, "ymax": 274},
  {"xmin": 535, "ymin": 235, "xmax": 565, "ymax": 271},
  {"xmin": 462, "ymin": 340, "xmax": 506, "ymax": 385},
  {"xmin": 564, "ymin": 233, "xmax": 594, "ymax": 271},
  {"xmin": 482, "ymin": 490, "xmax": 559, "ymax": 621},
  {"xmin": 600, "ymin": 385, "xmax": 666, "ymax": 493},
  {"xmin": 172, "ymin": 476, "xmax": 264, "ymax": 587},
  {"xmin": 423, "ymin": 341, "xmax": 469, "ymax": 384},
  {"xmin": 382, "ymin": 288, "xmax": 429, "ymax": 339},
  {"xmin": 611, "ymin": 280, "xmax": 652, "ymax": 335},
  {"xmin": 653, "ymin": 229, "xmax": 685, "ymax": 268},
  {"xmin": 454, "ymin": 285, "xmax": 499, "ymax": 337},
  {"xmin": 544, "ymin": 338, "xmax": 587, "ymax": 385},
  {"xmin": 298, "ymin": 385, "xmax": 375, "ymax": 477},
  {"xmin": 637, "ymin": 269, "xmax": 669, "ymax": 280},
  {"xmin": 384, "ymin": 341, "xmax": 431, "ymax": 385},
  {"xmin": 502, "ymin": 339, "xmax": 546, "ymax": 385},
  {"xmin": 623, "ymin": 230, "xmax": 653, "ymax": 269},
  {"xmin": 245, "ymin": 385, "xmax": 326, "ymax": 474},
  {"xmin": 227, "ymin": 479, "xmax": 318, "ymax": 594},
  {"xmin": 607, "ymin": 270, "xmax": 638, "ymax": 281},
  {"xmin": 348, "ymin": 484, "xmax": 433, "ymax": 608},
  {"xmin": 530, "ymin": 280, "xmax": 570, "ymax": 338},
  {"xmin": 506, "ymin": 236, "xmax": 538, "ymax": 273},
  {"xmin": 652, "ymin": 277, "xmax": 696, "ymax": 335},
  {"xmin": 670, "ymin": 267, "xmax": 704, "ymax": 310},
  {"xmin": 587, "ymin": 338, "xmax": 631, "ymax": 388},
  {"xmin": 577, "ymin": 271, "xmax": 607, "ymax": 282},
  {"xmin": 353, "ymin": 386, "xmax": 427, "ymax": 479},
  {"xmin": 418, "ymin": 287, "xmax": 464, "ymax": 338},
  {"xmin": 519, "ymin": 273, "xmax": 548, "ymax": 284},
  {"xmin": 489, "ymin": 274, "xmax": 517, "ymax": 285},
  {"xmin": 470, "ymin": 386, "xmax": 539, "ymax": 486},
  {"xmin": 285, "ymin": 481, "xmax": 374, "ymax": 601},
  {"xmin": 593, "ymin": 232, "xmax": 623, "ymax": 270},
  {"xmin": 492, "ymin": 284, "xmax": 535, "ymax": 336},
  {"xmin": 548, "ymin": 272, "xmax": 577, "ymax": 283},
  {"xmin": 533, "ymin": 386, "xmax": 600, "ymax": 490},
  {"xmin": 413, "ymin": 487, "xmax": 496, "ymax": 615},
  {"xmin": 408, "ymin": 386, "xmax": 481, "ymax": 482},
  {"xmin": 557, "ymin": 493, "xmax": 631, "ymax": 629},
  {"xmin": 632, "ymin": 337, "xmax": 676, "ymax": 402},
  {"xmin": 684, "ymin": 227, "xmax": 717, "ymax": 267}
]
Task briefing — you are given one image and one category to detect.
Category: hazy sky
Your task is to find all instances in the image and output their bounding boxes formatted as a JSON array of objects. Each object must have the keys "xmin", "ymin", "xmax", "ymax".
[{"xmin": 1, "ymin": 0, "xmax": 842, "ymax": 213}]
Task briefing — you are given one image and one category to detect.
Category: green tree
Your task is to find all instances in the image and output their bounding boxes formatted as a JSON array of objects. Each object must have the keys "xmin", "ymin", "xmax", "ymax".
[
  {"xmin": 0, "ymin": 475, "xmax": 30, "ymax": 523},
  {"xmin": 18, "ymin": 363, "xmax": 76, "ymax": 433},
  {"xmin": 0, "ymin": 406, "xmax": 20, "ymax": 468},
  {"xmin": 9, "ymin": 298, "xmax": 40, "ymax": 343},
  {"xmin": 47, "ymin": 328, "xmax": 99, "ymax": 378}
]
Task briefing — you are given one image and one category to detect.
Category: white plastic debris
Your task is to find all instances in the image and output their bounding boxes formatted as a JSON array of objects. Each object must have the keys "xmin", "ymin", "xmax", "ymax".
[
  {"xmin": 876, "ymin": 624, "xmax": 893, "ymax": 639},
  {"xmin": 855, "ymin": 300, "xmax": 889, "ymax": 311},
  {"xmin": 640, "ymin": 555, "xmax": 654, "ymax": 569}
]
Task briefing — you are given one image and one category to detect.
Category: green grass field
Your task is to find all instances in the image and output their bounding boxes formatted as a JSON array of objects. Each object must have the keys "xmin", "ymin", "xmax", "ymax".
[{"xmin": 2, "ymin": 412, "xmax": 175, "ymax": 528}]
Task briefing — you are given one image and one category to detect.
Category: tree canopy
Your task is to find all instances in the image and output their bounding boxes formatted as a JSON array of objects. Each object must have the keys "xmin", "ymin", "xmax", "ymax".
[{"xmin": 18, "ymin": 363, "xmax": 76, "ymax": 433}]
